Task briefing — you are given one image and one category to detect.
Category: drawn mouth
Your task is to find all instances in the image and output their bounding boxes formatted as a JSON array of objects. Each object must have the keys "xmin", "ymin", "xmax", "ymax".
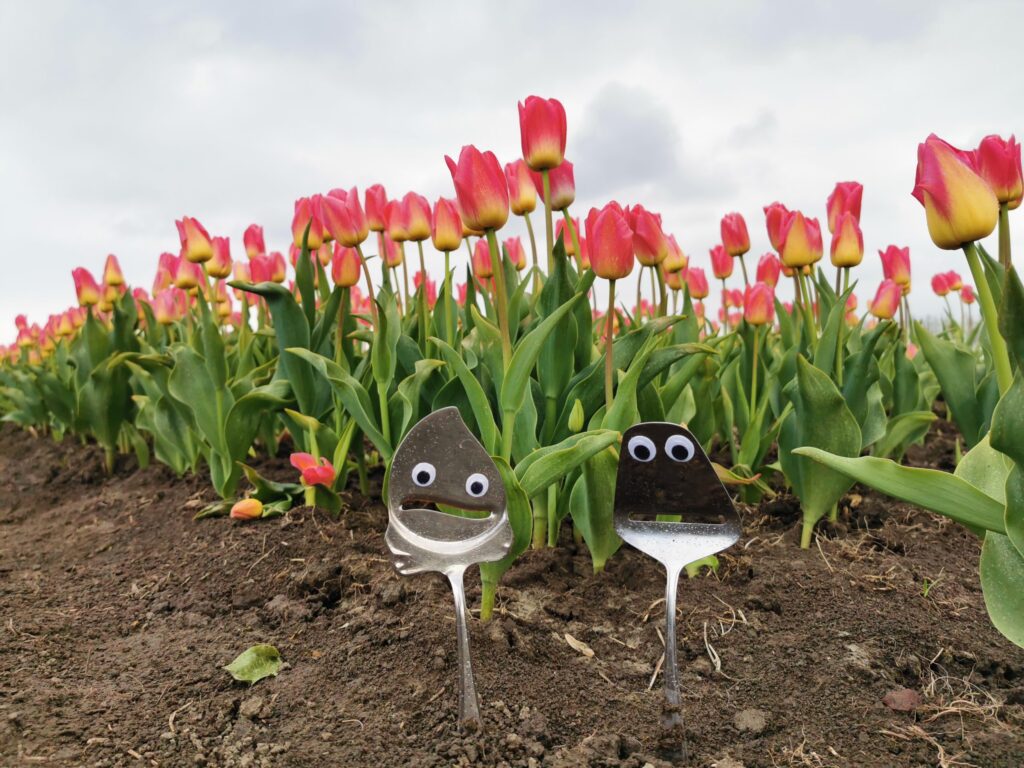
[{"xmin": 399, "ymin": 496, "xmax": 495, "ymax": 520}]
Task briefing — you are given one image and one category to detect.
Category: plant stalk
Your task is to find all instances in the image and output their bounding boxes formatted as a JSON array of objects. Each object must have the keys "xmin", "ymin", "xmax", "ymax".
[
  {"xmin": 542, "ymin": 170, "xmax": 554, "ymax": 273},
  {"xmin": 484, "ymin": 229, "xmax": 512, "ymax": 367},
  {"xmin": 605, "ymin": 279, "xmax": 616, "ymax": 413},
  {"xmin": 964, "ymin": 241, "xmax": 1012, "ymax": 394}
]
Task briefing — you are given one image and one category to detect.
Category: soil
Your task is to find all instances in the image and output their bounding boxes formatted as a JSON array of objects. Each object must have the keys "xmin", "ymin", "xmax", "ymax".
[{"xmin": 1, "ymin": 421, "xmax": 1022, "ymax": 767}]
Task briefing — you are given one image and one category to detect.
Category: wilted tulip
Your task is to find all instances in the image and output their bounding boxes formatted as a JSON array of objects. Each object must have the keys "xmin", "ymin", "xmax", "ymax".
[
  {"xmin": 177, "ymin": 216, "xmax": 214, "ymax": 263},
  {"xmin": 103, "ymin": 254, "xmax": 125, "ymax": 287},
  {"xmin": 292, "ymin": 197, "xmax": 324, "ymax": 250},
  {"xmin": 243, "ymin": 224, "xmax": 265, "ymax": 258},
  {"xmin": 72, "ymin": 268, "xmax": 101, "ymax": 307},
  {"xmin": 445, "ymin": 145, "xmax": 510, "ymax": 231},
  {"xmin": 322, "ymin": 187, "xmax": 370, "ymax": 247},
  {"xmin": 975, "ymin": 134, "xmax": 1022, "ymax": 209},
  {"xmin": 879, "ymin": 245, "xmax": 911, "ymax": 288},
  {"xmin": 207, "ymin": 237, "xmax": 233, "ymax": 279},
  {"xmin": 402, "ymin": 192, "xmax": 432, "ymax": 242},
  {"xmin": 720, "ymin": 213, "xmax": 750, "ymax": 256},
  {"xmin": 331, "ymin": 244, "xmax": 362, "ymax": 288},
  {"xmin": 230, "ymin": 498, "xmax": 264, "ymax": 520},
  {"xmin": 912, "ymin": 134, "xmax": 998, "ymax": 249},
  {"xmin": 756, "ymin": 253, "xmax": 781, "ymax": 287},
  {"xmin": 710, "ymin": 245, "xmax": 733, "ymax": 279},
  {"xmin": 290, "ymin": 452, "xmax": 336, "ymax": 487},
  {"xmin": 830, "ymin": 213, "xmax": 864, "ymax": 268},
  {"xmin": 869, "ymin": 280, "xmax": 902, "ymax": 319},
  {"xmin": 763, "ymin": 202, "xmax": 791, "ymax": 252},
  {"xmin": 686, "ymin": 266, "xmax": 710, "ymax": 299},
  {"xmin": 826, "ymin": 181, "xmax": 864, "ymax": 233},
  {"xmin": 518, "ymin": 96, "xmax": 567, "ymax": 171},
  {"xmin": 431, "ymin": 198, "xmax": 463, "ymax": 252},
  {"xmin": 779, "ymin": 211, "xmax": 823, "ymax": 269},
  {"xmin": 744, "ymin": 283, "xmax": 774, "ymax": 326},
  {"xmin": 505, "ymin": 160, "xmax": 538, "ymax": 216}
]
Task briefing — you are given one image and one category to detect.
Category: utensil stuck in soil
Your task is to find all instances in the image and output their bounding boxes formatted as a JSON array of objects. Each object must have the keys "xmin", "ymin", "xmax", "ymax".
[
  {"xmin": 614, "ymin": 422, "xmax": 741, "ymax": 733},
  {"xmin": 385, "ymin": 407, "xmax": 514, "ymax": 730}
]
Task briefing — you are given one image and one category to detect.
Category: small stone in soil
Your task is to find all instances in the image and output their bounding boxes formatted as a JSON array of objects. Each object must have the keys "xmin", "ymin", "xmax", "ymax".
[
  {"xmin": 882, "ymin": 688, "xmax": 922, "ymax": 712},
  {"xmin": 733, "ymin": 708, "xmax": 768, "ymax": 734},
  {"xmin": 239, "ymin": 696, "xmax": 264, "ymax": 720}
]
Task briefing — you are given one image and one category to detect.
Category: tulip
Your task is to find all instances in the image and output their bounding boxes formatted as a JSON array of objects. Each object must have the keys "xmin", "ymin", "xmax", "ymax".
[
  {"xmin": 826, "ymin": 181, "xmax": 864, "ymax": 234},
  {"xmin": 555, "ymin": 217, "xmax": 581, "ymax": 256},
  {"xmin": 230, "ymin": 498, "xmax": 264, "ymax": 520},
  {"xmin": 402, "ymin": 192, "xmax": 432, "ymax": 242},
  {"xmin": 472, "ymin": 238, "xmax": 493, "ymax": 279},
  {"xmin": 663, "ymin": 235, "xmax": 688, "ymax": 274},
  {"xmin": 243, "ymin": 224, "xmax": 265, "ymax": 259},
  {"xmin": 322, "ymin": 187, "xmax": 370, "ymax": 247},
  {"xmin": 505, "ymin": 159, "xmax": 538, "ymax": 215},
  {"xmin": 756, "ymin": 253, "xmax": 781, "ymax": 287},
  {"xmin": 975, "ymin": 135, "xmax": 1022, "ymax": 210},
  {"xmin": 830, "ymin": 212, "xmax": 864, "ymax": 269},
  {"xmin": 172, "ymin": 258, "xmax": 204, "ymax": 291},
  {"xmin": 869, "ymin": 279, "xmax": 902, "ymax": 320},
  {"xmin": 152, "ymin": 253, "xmax": 177, "ymax": 293},
  {"xmin": 931, "ymin": 272, "xmax": 951, "ymax": 296},
  {"xmin": 720, "ymin": 212, "xmax": 751, "ymax": 277},
  {"xmin": 519, "ymin": 96, "xmax": 567, "ymax": 171},
  {"xmin": 686, "ymin": 267, "xmax": 710, "ymax": 300},
  {"xmin": 72, "ymin": 268, "xmax": 101, "ymax": 307},
  {"xmin": 102, "ymin": 254, "xmax": 125, "ymax": 287},
  {"xmin": 445, "ymin": 145, "xmax": 510, "ymax": 232},
  {"xmin": 961, "ymin": 285, "xmax": 976, "ymax": 304},
  {"xmin": 292, "ymin": 197, "xmax": 324, "ymax": 250},
  {"xmin": 538, "ymin": 161, "xmax": 575, "ymax": 211},
  {"xmin": 632, "ymin": 207, "xmax": 668, "ymax": 268},
  {"xmin": 290, "ymin": 452, "xmax": 336, "ymax": 488},
  {"xmin": 505, "ymin": 236, "xmax": 527, "ymax": 271},
  {"xmin": 153, "ymin": 290, "xmax": 180, "ymax": 325},
  {"xmin": 944, "ymin": 270, "xmax": 963, "ymax": 291},
  {"xmin": 207, "ymin": 236, "xmax": 233, "ymax": 279},
  {"xmin": 177, "ymin": 217, "xmax": 214, "ymax": 263},
  {"xmin": 912, "ymin": 134, "xmax": 998, "ymax": 250},
  {"xmin": 724, "ymin": 288, "xmax": 744, "ymax": 309},
  {"xmin": 879, "ymin": 245, "xmax": 911, "ymax": 288},
  {"xmin": 269, "ymin": 252, "xmax": 288, "ymax": 283},
  {"xmin": 710, "ymin": 245, "xmax": 733, "ymax": 280},
  {"xmin": 382, "ymin": 236, "xmax": 403, "ymax": 268},
  {"xmin": 384, "ymin": 200, "xmax": 409, "ymax": 243},
  {"xmin": 763, "ymin": 202, "xmax": 791, "ymax": 252},
  {"xmin": 432, "ymin": 198, "xmax": 462, "ymax": 343},
  {"xmin": 331, "ymin": 244, "xmax": 362, "ymax": 288},
  {"xmin": 364, "ymin": 184, "xmax": 389, "ymax": 233},
  {"xmin": 779, "ymin": 211, "xmax": 823, "ymax": 269},
  {"xmin": 664, "ymin": 268, "xmax": 683, "ymax": 292}
]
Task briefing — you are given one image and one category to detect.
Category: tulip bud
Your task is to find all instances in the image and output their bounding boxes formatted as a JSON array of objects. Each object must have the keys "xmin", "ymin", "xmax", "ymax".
[
  {"xmin": 402, "ymin": 192, "xmax": 432, "ymax": 242},
  {"xmin": 975, "ymin": 135, "xmax": 1023, "ymax": 210},
  {"xmin": 830, "ymin": 213, "xmax": 864, "ymax": 268},
  {"xmin": 321, "ymin": 187, "xmax": 370, "ymax": 247},
  {"xmin": 686, "ymin": 267, "xmax": 710, "ymax": 299},
  {"xmin": 720, "ymin": 212, "xmax": 750, "ymax": 257},
  {"xmin": 154, "ymin": 290, "xmax": 183, "ymax": 325},
  {"xmin": 518, "ymin": 96, "xmax": 567, "ymax": 171},
  {"xmin": 779, "ymin": 211, "xmax": 823, "ymax": 269},
  {"xmin": 292, "ymin": 197, "xmax": 324, "ymax": 250},
  {"xmin": 270, "ymin": 252, "xmax": 287, "ymax": 283},
  {"xmin": 445, "ymin": 145, "xmax": 510, "ymax": 232},
  {"xmin": 744, "ymin": 283, "xmax": 774, "ymax": 326},
  {"xmin": 931, "ymin": 273, "xmax": 950, "ymax": 296},
  {"xmin": 382, "ymin": 236, "xmax": 404, "ymax": 268},
  {"xmin": 365, "ymin": 184, "xmax": 388, "ymax": 232},
  {"xmin": 631, "ymin": 207, "xmax": 668, "ymax": 267},
  {"xmin": 710, "ymin": 245, "xmax": 733, "ymax": 280},
  {"xmin": 207, "ymin": 236, "xmax": 233, "ymax": 279},
  {"xmin": 961, "ymin": 285, "xmax": 976, "ymax": 304},
  {"xmin": 177, "ymin": 217, "xmax": 214, "ymax": 263},
  {"xmin": 912, "ymin": 134, "xmax": 999, "ymax": 249},
  {"xmin": 756, "ymin": 253, "xmax": 781, "ymax": 287},
  {"xmin": 879, "ymin": 245, "xmax": 911, "ymax": 288},
  {"xmin": 102, "ymin": 254, "xmax": 125, "ymax": 287},
  {"xmin": 826, "ymin": 181, "xmax": 864, "ymax": 234},
  {"xmin": 243, "ymin": 224, "xmax": 265, "ymax": 259},
  {"xmin": 383, "ymin": 200, "xmax": 409, "ymax": 243},
  {"xmin": 230, "ymin": 498, "xmax": 264, "ymax": 520},
  {"xmin": 72, "ymin": 268, "xmax": 101, "ymax": 307},
  {"xmin": 472, "ymin": 238, "xmax": 493, "ymax": 279},
  {"xmin": 763, "ymin": 202, "xmax": 791, "ymax": 252},
  {"xmin": 555, "ymin": 218, "xmax": 579, "ymax": 255},
  {"xmin": 585, "ymin": 203, "xmax": 634, "ymax": 280},
  {"xmin": 505, "ymin": 160, "xmax": 538, "ymax": 215},
  {"xmin": 172, "ymin": 258, "xmax": 203, "ymax": 291},
  {"xmin": 869, "ymin": 280, "xmax": 902, "ymax": 320},
  {"xmin": 542, "ymin": 161, "xmax": 575, "ymax": 211},
  {"xmin": 331, "ymin": 243, "xmax": 362, "ymax": 288},
  {"xmin": 663, "ymin": 235, "xmax": 688, "ymax": 274},
  {"xmin": 568, "ymin": 399, "xmax": 585, "ymax": 433},
  {"xmin": 431, "ymin": 198, "xmax": 463, "ymax": 252},
  {"xmin": 944, "ymin": 270, "xmax": 963, "ymax": 291},
  {"xmin": 579, "ymin": 237, "xmax": 590, "ymax": 269},
  {"xmin": 505, "ymin": 236, "xmax": 527, "ymax": 271}
]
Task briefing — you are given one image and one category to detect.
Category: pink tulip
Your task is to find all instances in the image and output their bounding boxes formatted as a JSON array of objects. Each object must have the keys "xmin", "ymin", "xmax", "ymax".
[
  {"xmin": 879, "ymin": 245, "xmax": 911, "ymax": 288},
  {"xmin": 401, "ymin": 192, "xmax": 432, "ymax": 242},
  {"xmin": 585, "ymin": 203, "xmax": 634, "ymax": 280},
  {"xmin": 710, "ymin": 245, "xmax": 733, "ymax": 280},
  {"xmin": 869, "ymin": 280, "xmax": 902, "ymax": 320},
  {"xmin": 975, "ymin": 134, "xmax": 1022, "ymax": 210},
  {"xmin": 505, "ymin": 159, "xmax": 538, "ymax": 215},
  {"xmin": 686, "ymin": 267, "xmax": 710, "ymax": 299},
  {"xmin": 72, "ymin": 268, "xmax": 101, "ymax": 307},
  {"xmin": 756, "ymin": 253, "xmax": 781, "ymax": 287},
  {"xmin": 720, "ymin": 212, "xmax": 750, "ymax": 256},
  {"xmin": 292, "ymin": 197, "xmax": 324, "ymax": 250},
  {"xmin": 243, "ymin": 225, "xmax": 265, "ymax": 258},
  {"xmin": 321, "ymin": 187, "xmax": 370, "ymax": 247},
  {"xmin": 826, "ymin": 181, "xmax": 864, "ymax": 233},
  {"xmin": 207, "ymin": 237, "xmax": 233, "ymax": 279},
  {"xmin": 103, "ymin": 254, "xmax": 125, "ymax": 287},
  {"xmin": 518, "ymin": 96, "xmax": 567, "ymax": 171},
  {"xmin": 445, "ymin": 145, "xmax": 510, "ymax": 232},
  {"xmin": 177, "ymin": 216, "xmax": 214, "ymax": 263},
  {"xmin": 763, "ymin": 202, "xmax": 791, "ymax": 252},
  {"xmin": 365, "ymin": 184, "xmax": 389, "ymax": 232},
  {"xmin": 290, "ymin": 452, "xmax": 336, "ymax": 487},
  {"xmin": 744, "ymin": 283, "xmax": 774, "ymax": 326}
]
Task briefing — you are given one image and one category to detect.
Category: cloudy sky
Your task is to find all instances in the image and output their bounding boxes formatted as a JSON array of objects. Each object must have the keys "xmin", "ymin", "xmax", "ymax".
[{"xmin": 2, "ymin": 1, "xmax": 1022, "ymax": 341}]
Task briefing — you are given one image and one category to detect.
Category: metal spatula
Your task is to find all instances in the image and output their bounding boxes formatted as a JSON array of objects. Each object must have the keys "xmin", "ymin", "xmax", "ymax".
[
  {"xmin": 385, "ymin": 407, "xmax": 513, "ymax": 730},
  {"xmin": 613, "ymin": 422, "xmax": 741, "ymax": 730}
]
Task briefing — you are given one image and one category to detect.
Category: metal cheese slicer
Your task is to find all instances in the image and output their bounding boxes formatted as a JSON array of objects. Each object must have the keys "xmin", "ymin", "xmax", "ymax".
[
  {"xmin": 385, "ymin": 407, "xmax": 513, "ymax": 730},
  {"xmin": 613, "ymin": 422, "xmax": 741, "ymax": 730}
]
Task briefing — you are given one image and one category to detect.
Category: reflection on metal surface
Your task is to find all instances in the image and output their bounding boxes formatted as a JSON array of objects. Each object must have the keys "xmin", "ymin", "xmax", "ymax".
[{"xmin": 385, "ymin": 407, "xmax": 513, "ymax": 730}]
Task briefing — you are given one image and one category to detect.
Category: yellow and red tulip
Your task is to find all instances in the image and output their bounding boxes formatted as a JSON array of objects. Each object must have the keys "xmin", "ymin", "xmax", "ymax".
[
  {"xmin": 207, "ymin": 236, "xmax": 233, "ymax": 279},
  {"xmin": 629, "ymin": 206, "xmax": 667, "ymax": 267},
  {"xmin": 72, "ymin": 268, "xmax": 101, "ymax": 307},
  {"xmin": 663, "ymin": 235, "xmax": 688, "ymax": 274},
  {"xmin": 585, "ymin": 203, "xmax": 634, "ymax": 280},
  {"xmin": 961, "ymin": 285, "xmax": 976, "ymax": 304},
  {"xmin": 744, "ymin": 282, "xmax": 774, "ymax": 326},
  {"xmin": 364, "ymin": 184, "xmax": 388, "ymax": 232},
  {"xmin": 779, "ymin": 211, "xmax": 823, "ymax": 269},
  {"xmin": 720, "ymin": 212, "xmax": 750, "ymax": 256},
  {"xmin": 445, "ymin": 145, "xmax": 510, "ymax": 232},
  {"xmin": 177, "ymin": 216, "xmax": 214, "ymax": 263},
  {"xmin": 331, "ymin": 244, "xmax": 362, "ymax": 288},
  {"xmin": 826, "ymin": 181, "xmax": 863, "ymax": 234},
  {"xmin": 322, "ymin": 187, "xmax": 370, "ymax": 247},
  {"xmin": 686, "ymin": 267, "xmax": 710, "ymax": 299},
  {"xmin": 756, "ymin": 253, "xmax": 781, "ymax": 287},
  {"xmin": 829, "ymin": 212, "xmax": 864, "ymax": 268},
  {"xmin": 384, "ymin": 200, "xmax": 410, "ymax": 242},
  {"xmin": 292, "ymin": 197, "xmax": 324, "ymax": 250},
  {"xmin": 505, "ymin": 160, "xmax": 538, "ymax": 215},
  {"xmin": 763, "ymin": 202, "xmax": 791, "ymax": 252},
  {"xmin": 710, "ymin": 244, "xmax": 733, "ymax": 279},
  {"xmin": 975, "ymin": 134, "xmax": 1022, "ymax": 210},
  {"xmin": 431, "ymin": 198, "xmax": 463, "ymax": 252},
  {"xmin": 243, "ymin": 224, "xmax": 265, "ymax": 258},
  {"xmin": 879, "ymin": 245, "xmax": 911, "ymax": 289},
  {"xmin": 401, "ymin": 191, "xmax": 432, "ymax": 242},
  {"xmin": 472, "ymin": 238, "xmax": 494, "ymax": 279},
  {"xmin": 103, "ymin": 254, "xmax": 125, "ymax": 287},
  {"xmin": 869, "ymin": 279, "xmax": 902, "ymax": 319},
  {"xmin": 505, "ymin": 236, "xmax": 527, "ymax": 271},
  {"xmin": 518, "ymin": 96, "xmax": 567, "ymax": 171}
]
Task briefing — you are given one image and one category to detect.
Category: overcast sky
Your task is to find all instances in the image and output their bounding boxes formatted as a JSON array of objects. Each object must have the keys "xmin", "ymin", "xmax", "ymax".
[{"xmin": 2, "ymin": 1, "xmax": 1022, "ymax": 342}]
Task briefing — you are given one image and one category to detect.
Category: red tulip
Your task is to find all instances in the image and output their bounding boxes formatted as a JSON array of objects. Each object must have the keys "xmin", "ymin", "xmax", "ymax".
[
  {"xmin": 744, "ymin": 283, "xmax": 774, "ymax": 326},
  {"xmin": 505, "ymin": 160, "xmax": 538, "ymax": 215},
  {"xmin": 961, "ymin": 285, "xmax": 976, "ymax": 304},
  {"xmin": 270, "ymin": 252, "xmax": 287, "ymax": 283},
  {"xmin": 505, "ymin": 236, "xmax": 527, "ymax": 270},
  {"xmin": 382, "ymin": 236, "xmax": 404, "ymax": 268},
  {"xmin": 686, "ymin": 267, "xmax": 710, "ymax": 299},
  {"xmin": 975, "ymin": 135, "xmax": 1023, "ymax": 210},
  {"xmin": 290, "ymin": 452, "xmax": 336, "ymax": 487},
  {"xmin": 431, "ymin": 198, "xmax": 463, "ymax": 252},
  {"xmin": 365, "ymin": 184, "xmax": 389, "ymax": 232},
  {"xmin": 779, "ymin": 211, "xmax": 823, "ymax": 269},
  {"xmin": 534, "ymin": 161, "xmax": 576, "ymax": 211},
  {"xmin": 445, "ymin": 145, "xmax": 510, "ymax": 231},
  {"xmin": 243, "ymin": 224, "xmax": 265, "ymax": 259},
  {"xmin": 830, "ymin": 212, "xmax": 864, "ymax": 268},
  {"xmin": 472, "ymin": 238, "xmax": 493, "ymax": 279},
  {"xmin": 879, "ymin": 245, "xmax": 911, "ymax": 288},
  {"xmin": 555, "ymin": 217, "xmax": 579, "ymax": 255},
  {"xmin": 207, "ymin": 237, "xmax": 233, "ymax": 279},
  {"xmin": 292, "ymin": 197, "xmax": 324, "ymax": 250},
  {"xmin": 912, "ymin": 134, "xmax": 998, "ymax": 249},
  {"xmin": 931, "ymin": 272, "xmax": 951, "ymax": 296},
  {"xmin": 663, "ymin": 234, "xmax": 688, "ymax": 273},
  {"xmin": 384, "ymin": 200, "xmax": 409, "ymax": 242},
  {"xmin": 585, "ymin": 203, "xmax": 634, "ymax": 280},
  {"xmin": 177, "ymin": 216, "xmax": 213, "ymax": 263},
  {"xmin": 631, "ymin": 206, "xmax": 668, "ymax": 267},
  {"xmin": 402, "ymin": 191, "xmax": 432, "ymax": 242},
  {"xmin": 826, "ymin": 181, "xmax": 864, "ymax": 233},
  {"xmin": 321, "ymin": 187, "xmax": 369, "ymax": 247},
  {"xmin": 763, "ymin": 202, "xmax": 791, "ymax": 252},
  {"xmin": 710, "ymin": 245, "xmax": 733, "ymax": 279},
  {"xmin": 72, "ymin": 268, "xmax": 101, "ymax": 307},
  {"xmin": 756, "ymin": 253, "xmax": 781, "ymax": 287},
  {"xmin": 944, "ymin": 270, "xmax": 963, "ymax": 291},
  {"xmin": 869, "ymin": 279, "xmax": 902, "ymax": 319},
  {"xmin": 102, "ymin": 254, "xmax": 125, "ymax": 287},
  {"xmin": 331, "ymin": 243, "xmax": 362, "ymax": 288},
  {"xmin": 518, "ymin": 96, "xmax": 567, "ymax": 171},
  {"xmin": 720, "ymin": 212, "xmax": 750, "ymax": 257}
]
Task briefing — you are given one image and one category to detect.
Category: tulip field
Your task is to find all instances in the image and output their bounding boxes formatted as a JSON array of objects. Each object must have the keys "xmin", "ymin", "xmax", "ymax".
[{"xmin": 2, "ymin": 97, "xmax": 1024, "ymax": 766}]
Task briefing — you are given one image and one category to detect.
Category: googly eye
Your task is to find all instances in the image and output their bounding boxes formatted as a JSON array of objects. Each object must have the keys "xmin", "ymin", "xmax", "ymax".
[
  {"xmin": 627, "ymin": 435, "xmax": 657, "ymax": 462},
  {"xmin": 411, "ymin": 462, "xmax": 436, "ymax": 487},
  {"xmin": 665, "ymin": 434, "xmax": 696, "ymax": 463},
  {"xmin": 465, "ymin": 473, "xmax": 489, "ymax": 498}
]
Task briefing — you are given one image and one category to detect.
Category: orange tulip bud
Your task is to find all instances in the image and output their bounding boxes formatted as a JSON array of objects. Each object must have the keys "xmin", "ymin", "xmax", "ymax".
[{"xmin": 230, "ymin": 498, "xmax": 264, "ymax": 520}]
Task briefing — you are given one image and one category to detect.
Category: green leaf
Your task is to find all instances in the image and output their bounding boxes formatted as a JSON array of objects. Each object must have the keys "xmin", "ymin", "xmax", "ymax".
[
  {"xmin": 431, "ymin": 338, "xmax": 499, "ymax": 455},
  {"xmin": 871, "ymin": 410, "xmax": 936, "ymax": 460},
  {"xmin": 793, "ymin": 448, "xmax": 1006, "ymax": 535},
  {"xmin": 224, "ymin": 644, "xmax": 282, "ymax": 684},
  {"xmin": 915, "ymin": 322, "xmax": 984, "ymax": 447},
  {"xmin": 478, "ymin": 458, "xmax": 532, "ymax": 594},
  {"xmin": 516, "ymin": 429, "xmax": 620, "ymax": 498},
  {"xmin": 991, "ymin": 373, "xmax": 1024, "ymax": 468},
  {"xmin": 569, "ymin": 446, "xmax": 622, "ymax": 572},
  {"xmin": 999, "ymin": 266, "xmax": 1024, "ymax": 368},
  {"xmin": 980, "ymin": 533, "xmax": 1024, "ymax": 648}
]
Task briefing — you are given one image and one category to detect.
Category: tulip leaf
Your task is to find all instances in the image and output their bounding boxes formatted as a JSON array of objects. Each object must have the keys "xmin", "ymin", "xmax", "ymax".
[
  {"xmin": 431, "ymin": 337, "xmax": 499, "ymax": 455},
  {"xmin": 516, "ymin": 429, "xmax": 621, "ymax": 498},
  {"xmin": 915, "ymin": 322, "xmax": 984, "ymax": 447},
  {"xmin": 871, "ymin": 410, "xmax": 936, "ymax": 460},
  {"xmin": 223, "ymin": 644, "xmax": 282, "ymax": 684},
  {"xmin": 980, "ymin": 533, "xmax": 1024, "ymax": 648},
  {"xmin": 999, "ymin": 266, "xmax": 1024, "ymax": 368},
  {"xmin": 478, "ymin": 457, "xmax": 532, "ymax": 605},
  {"xmin": 569, "ymin": 446, "xmax": 622, "ymax": 573}
]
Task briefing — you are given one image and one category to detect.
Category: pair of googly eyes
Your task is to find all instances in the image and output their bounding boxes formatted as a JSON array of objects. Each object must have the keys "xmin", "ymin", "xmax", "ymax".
[
  {"xmin": 626, "ymin": 434, "xmax": 696, "ymax": 463},
  {"xmin": 410, "ymin": 462, "xmax": 490, "ymax": 498}
]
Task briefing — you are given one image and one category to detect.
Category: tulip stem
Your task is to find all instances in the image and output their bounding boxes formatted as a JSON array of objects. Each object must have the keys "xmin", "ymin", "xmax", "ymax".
[
  {"xmin": 444, "ymin": 251, "xmax": 455, "ymax": 345},
  {"xmin": 524, "ymin": 211, "xmax": 540, "ymax": 294},
  {"xmin": 797, "ymin": 272, "xmax": 817, "ymax": 350},
  {"xmin": 400, "ymin": 246, "xmax": 411, "ymax": 314},
  {"xmin": 738, "ymin": 255, "xmax": 749, "ymax": 286},
  {"xmin": 639, "ymin": 272, "xmax": 647, "ymax": 321},
  {"xmin": 964, "ymin": 242, "xmax": 1012, "ymax": 395},
  {"xmin": 750, "ymin": 326, "xmax": 759, "ymax": 408},
  {"xmin": 416, "ymin": 240, "xmax": 428, "ymax": 354},
  {"xmin": 561, "ymin": 210, "xmax": 582, "ymax": 271},
  {"xmin": 999, "ymin": 202, "xmax": 1012, "ymax": 270},
  {"xmin": 542, "ymin": 171, "xmax": 554, "ymax": 273},
  {"xmin": 650, "ymin": 267, "xmax": 658, "ymax": 318},
  {"xmin": 605, "ymin": 280, "xmax": 616, "ymax": 413},
  {"xmin": 485, "ymin": 229, "xmax": 513, "ymax": 367},
  {"xmin": 354, "ymin": 244, "xmax": 378, "ymax": 326}
]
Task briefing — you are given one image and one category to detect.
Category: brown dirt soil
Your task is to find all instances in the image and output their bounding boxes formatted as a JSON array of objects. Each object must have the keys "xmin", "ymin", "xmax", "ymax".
[{"xmin": 1, "ymin": 422, "xmax": 1023, "ymax": 768}]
